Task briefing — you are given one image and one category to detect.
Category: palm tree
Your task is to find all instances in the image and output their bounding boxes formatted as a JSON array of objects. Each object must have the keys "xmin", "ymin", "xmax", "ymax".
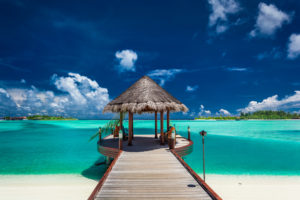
[{"xmin": 89, "ymin": 112, "xmax": 126, "ymax": 141}]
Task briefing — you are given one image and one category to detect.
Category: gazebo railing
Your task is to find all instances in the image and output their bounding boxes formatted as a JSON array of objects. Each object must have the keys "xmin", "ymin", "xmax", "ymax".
[
  {"xmin": 88, "ymin": 149, "xmax": 122, "ymax": 200},
  {"xmin": 170, "ymin": 133, "xmax": 222, "ymax": 200},
  {"xmin": 97, "ymin": 135, "xmax": 120, "ymax": 159},
  {"xmin": 173, "ymin": 139, "xmax": 194, "ymax": 157}
]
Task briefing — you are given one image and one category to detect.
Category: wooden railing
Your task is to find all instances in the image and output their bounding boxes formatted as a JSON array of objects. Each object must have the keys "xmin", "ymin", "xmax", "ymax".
[
  {"xmin": 89, "ymin": 135, "xmax": 121, "ymax": 199},
  {"xmin": 173, "ymin": 139, "xmax": 194, "ymax": 157},
  {"xmin": 88, "ymin": 149, "xmax": 122, "ymax": 200},
  {"xmin": 91, "ymin": 133, "xmax": 222, "ymax": 200},
  {"xmin": 97, "ymin": 134, "xmax": 119, "ymax": 158},
  {"xmin": 171, "ymin": 136, "xmax": 222, "ymax": 200},
  {"xmin": 97, "ymin": 142, "xmax": 119, "ymax": 158}
]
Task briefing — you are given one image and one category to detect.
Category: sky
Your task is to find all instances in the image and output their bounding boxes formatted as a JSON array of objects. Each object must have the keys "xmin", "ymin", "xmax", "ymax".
[{"xmin": 0, "ymin": 0, "xmax": 300, "ymax": 119}]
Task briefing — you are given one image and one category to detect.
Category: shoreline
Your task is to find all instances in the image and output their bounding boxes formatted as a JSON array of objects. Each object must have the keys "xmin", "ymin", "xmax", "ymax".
[
  {"xmin": 1, "ymin": 174, "xmax": 300, "ymax": 199},
  {"xmin": 0, "ymin": 174, "xmax": 98, "ymax": 200},
  {"xmin": 206, "ymin": 174, "xmax": 300, "ymax": 200},
  {"xmin": 0, "ymin": 119, "xmax": 78, "ymax": 121}
]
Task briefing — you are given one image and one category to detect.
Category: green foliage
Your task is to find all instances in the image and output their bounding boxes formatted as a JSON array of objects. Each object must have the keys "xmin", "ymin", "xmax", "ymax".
[
  {"xmin": 89, "ymin": 112, "xmax": 126, "ymax": 141},
  {"xmin": 195, "ymin": 110, "xmax": 300, "ymax": 120},
  {"xmin": 195, "ymin": 116, "xmax": 237, "ymax": 120},
  {"xmin": 26, "ymin": 115, "xmax": 77, "ymax": 120},
  {"xmin": 239, "ymin": 110, "xmax": 300, "ymax": 119}
]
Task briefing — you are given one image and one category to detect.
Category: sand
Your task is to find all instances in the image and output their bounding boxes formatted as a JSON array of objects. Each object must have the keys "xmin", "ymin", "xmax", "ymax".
[
  {"xmin": 206, "ymin": 174, "xmax": 300, "ymax": 200},
  {"xmin": 0, "ymin": 174, "xmax": 98, "ymax": 200},
  {"xmin": 1, "ymin": 174, "xmax": 300, "ymax": 200}
]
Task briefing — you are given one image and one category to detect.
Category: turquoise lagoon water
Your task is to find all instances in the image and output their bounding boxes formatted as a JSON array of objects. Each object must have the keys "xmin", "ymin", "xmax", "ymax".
[{"xmin": 0, "ymin": 120, "xmax": 300, "ymax": 178}]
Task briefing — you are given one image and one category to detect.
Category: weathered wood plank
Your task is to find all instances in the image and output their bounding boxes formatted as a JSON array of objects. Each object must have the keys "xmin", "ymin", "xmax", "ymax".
[{"xmin": 94, "ymin": 135, "xmax": 213, "ymax": 200}]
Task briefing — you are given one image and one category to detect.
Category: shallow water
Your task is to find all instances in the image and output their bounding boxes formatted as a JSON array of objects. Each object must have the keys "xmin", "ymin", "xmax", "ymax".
[{"xmin": 0, "ymin": 120, "xmax": 299, "ymax": 177}]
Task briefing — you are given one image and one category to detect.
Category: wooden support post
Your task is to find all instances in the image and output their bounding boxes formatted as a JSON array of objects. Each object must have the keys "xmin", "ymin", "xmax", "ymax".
[
  {"xmin": 200, "ymin": 130, "xmax": 207, "ymax": 182},
  {"xmin": 167, "ymin": 110, "xmax": 170, "ymax": 131},
  {"xmin": 132, "ymin": 114, "xmax": 134, "ymax": 139},
  {"xmin": 128, "ymin": 112, "xmax": 133, "ymax": 146},
  {"xmin": 169, "ymin": 127, "xmax": 176, "ymax": 149},
  {"xmin": 203, "ymin": 135, "xmax": 205, "ymax": 182},
  {"xmin": 98, "ymin": 127, "xmax": 102, "ymax": 143},
  {"xmin": 120, "ymin": 113, "xmax": 123, "ymax": 130},
  {"xmin": 160, "ymin": 111, "xmax": 164, "ymax": 145},
  {"xmin": 119, "ymin": 113, "xmax": 123, "ymax": 150},
  {"xmin": 155, "ymin": 112, "xmax": 158, "ymax": 138},
  {"xmin": 173, "ymin": 132, "xmax": 176, "ymax": 148},
  {"xmin": 173, "ymin": 124, "xmax": 177, "ymax": 144},
  {"xmin": 188, "ymin": 126, "xmax": 191, "ymax": 141}
]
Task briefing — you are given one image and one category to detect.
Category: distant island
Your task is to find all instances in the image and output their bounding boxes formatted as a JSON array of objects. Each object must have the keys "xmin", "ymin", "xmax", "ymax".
[
  {"xmin": 195, "ymin": 111, "xmax": 300, "ymax": 120},
  {"xmin": 2, "ymin": 115, "xmax": 77, "ymax": 120}
]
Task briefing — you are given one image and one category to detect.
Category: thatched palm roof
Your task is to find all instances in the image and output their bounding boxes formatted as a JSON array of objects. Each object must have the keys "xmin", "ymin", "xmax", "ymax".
[{"xmin": 103, "ymin": 76, "xmax": 188, "ymax": 114}]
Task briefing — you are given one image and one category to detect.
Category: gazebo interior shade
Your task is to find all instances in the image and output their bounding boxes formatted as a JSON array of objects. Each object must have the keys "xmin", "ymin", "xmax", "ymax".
[{"xmin": 103, "ymin": 76, "xmax": 188, "ymax": 114}]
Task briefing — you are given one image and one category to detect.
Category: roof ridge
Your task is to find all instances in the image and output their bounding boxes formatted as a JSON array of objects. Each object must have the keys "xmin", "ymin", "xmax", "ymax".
[{"xmin": 103, "ymin": 75, "xmax": 188, "ymax": 113}]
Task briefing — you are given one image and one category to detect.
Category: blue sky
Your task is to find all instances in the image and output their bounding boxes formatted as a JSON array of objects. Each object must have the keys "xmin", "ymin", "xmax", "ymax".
[{"xmin": 0, "ymin": 0, "xmax": 300, "ymax": 119}]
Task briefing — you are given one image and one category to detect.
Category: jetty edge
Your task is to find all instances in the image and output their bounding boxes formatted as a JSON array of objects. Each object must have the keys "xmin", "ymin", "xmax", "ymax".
[
  {"xmin": 88, "ymin": 134, "xmax": 222, "ymax": 200},
  {"xmin": 88, "ymin": 75, "xmax": 221, "ymax": 199}
]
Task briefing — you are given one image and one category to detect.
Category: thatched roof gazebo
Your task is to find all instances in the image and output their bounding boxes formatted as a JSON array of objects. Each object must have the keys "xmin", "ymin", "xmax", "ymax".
[{"xmin": 103, "ymin": 75, "xmax": 188, "ymax": 146}]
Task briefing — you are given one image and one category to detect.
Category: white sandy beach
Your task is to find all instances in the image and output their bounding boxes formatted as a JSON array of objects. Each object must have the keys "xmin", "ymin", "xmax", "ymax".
[
  {"xmin": 1, "ymin": 174, "xmax": 300, "ymax": 199},
  {"xmin": 207, "ymin": 174, "xmax": 300, "ymax": 200},
  {"xmin": 0, "ymin": 174, "xmax": 98, "ymax": 200}
]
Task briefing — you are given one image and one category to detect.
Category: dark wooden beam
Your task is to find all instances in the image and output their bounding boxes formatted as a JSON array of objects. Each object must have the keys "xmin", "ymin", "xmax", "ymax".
[
  {"xmin": 119, "ymin": 112, "xmax": 123, "ymax": 150},
  {"xmin": 160, "ymin": 111, "xmax": 164, "ymax": 145},
  {"xmin": 128, "ymin": 112, "xmax": 133, "ymax": 146},
  {"xmin": 132, "ymin": 113, "xmax": 134, "ymax": 139},
  {"xmin": 155, "ymin": 111, "xmax": 158, "ymax": 139},
  {"xmin": 167, "ymin": 110, "xmax": 170, "ymax": 130}
]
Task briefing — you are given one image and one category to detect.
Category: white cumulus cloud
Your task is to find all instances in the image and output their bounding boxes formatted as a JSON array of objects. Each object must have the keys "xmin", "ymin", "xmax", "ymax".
[
  {"xmin": 219, "ymin": 108, "xmax": 231, "ymax": 115},
  {"xmin": 250, "ymin": 3, "xmax": 292, "ymax": 38},
  {"xmin": 238, "ymin": 91, "xmax": 300, "ymax": 113},
  {"xmin": 53, "ymin": 74, "xmax": 87, "ymax": 104},
  {"xmin": 0, "ymin": 73, "xmax": 110, "ymax": 118},
  {"xmin": 115, "ymin": 49, "xmax": 138, "ymax": 72},
  {"xmin": 147, "ymin": 69, "xmax": 184, "ymax": 86},
  {"xmin": 204, "ymin": 110, "xmax": 212, "ymax": 115},
  {"xmin": 186, "ymin": 85, "xmax": 198, "ymax": 92},
  {"xmin": 198, "ymin": 104, "xmax": 212, "ymax": 116},
  {"xmin": 287, "ymin": 34, "xmax": 300, "ymax": 59},
  {"xmin": 208, "ymin": 0, "xmax": 241, "ymax": 34},
  {"xmin": 0, "ymin": 88, "xmax": 9, "ymax": 98}
]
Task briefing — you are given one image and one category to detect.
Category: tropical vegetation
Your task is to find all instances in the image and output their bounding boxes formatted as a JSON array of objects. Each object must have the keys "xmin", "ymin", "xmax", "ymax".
[
  {"xmin": 26, "ymin": 115, "xmax": 77, "ymax": 120},
  {"xmin": 195, "ymin": 110, "xmax": 300, "ymax": 120},
  {"xmin": 89, "ymin": 112, "xmax": 125, "ymax": 141},
  {"xmin": 240, "ymin": 110, "xmax": 300, "ymax": 119}
]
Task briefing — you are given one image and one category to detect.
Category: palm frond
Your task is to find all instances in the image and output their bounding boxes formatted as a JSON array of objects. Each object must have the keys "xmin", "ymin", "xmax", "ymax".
[
  {"xmin": 89, "ymin": 112, "xmax": 126, "ymax": 141},
  {"xmin": 89, "ymin": 128, "xmax": 101, "ymax": 142}
]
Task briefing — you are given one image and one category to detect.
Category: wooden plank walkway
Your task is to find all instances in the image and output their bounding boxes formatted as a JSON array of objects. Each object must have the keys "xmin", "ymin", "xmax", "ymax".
[{"xmin": 92, "ymin": 135, "xmax": 214, "ymax": 200}]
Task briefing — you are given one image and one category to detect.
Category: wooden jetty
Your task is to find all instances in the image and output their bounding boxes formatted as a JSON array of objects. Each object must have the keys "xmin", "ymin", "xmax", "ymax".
[
  {"xmin": 88, "ymin": 134, "xmax": 222, "ymax": 200},
  {"xmin": 89, "ymin": 76, "xmax": 222, "ymax": 199}
]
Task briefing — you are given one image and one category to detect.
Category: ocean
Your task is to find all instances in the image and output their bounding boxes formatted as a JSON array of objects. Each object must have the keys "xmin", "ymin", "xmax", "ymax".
[{"xmin": 0, "ymin": 120, "xmax": 300, "ymax": 179}]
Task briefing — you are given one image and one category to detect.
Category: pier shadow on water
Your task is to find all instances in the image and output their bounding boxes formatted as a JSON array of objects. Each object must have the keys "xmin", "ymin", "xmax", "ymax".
[
  {"xmin": 81, "ymin": 157, "xmax": 108, "ymax": 181},
  {"xmin": 81, "ymin": 127, "xmax": 171, "ymax": 181}
]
